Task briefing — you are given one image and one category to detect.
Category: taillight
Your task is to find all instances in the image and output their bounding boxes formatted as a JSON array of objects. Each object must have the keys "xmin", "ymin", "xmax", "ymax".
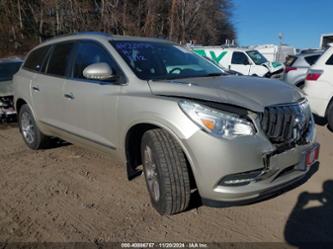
[
  {"xmin": 285, "ymin": 66, "xmax": 297, "ymax": 73},
  {"xmin": 306, "ymin": 69, "xmax": 323, "ymax": 81}
]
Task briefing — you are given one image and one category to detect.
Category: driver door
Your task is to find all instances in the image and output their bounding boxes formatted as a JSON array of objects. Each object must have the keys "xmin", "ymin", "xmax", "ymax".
[
  {"xmin": 230, "ymin": 52, "xmax": 251, "ymax": 75},
  {"xmin": 62, "ymin": 40, "xmax": 126, "ymax": 150}
]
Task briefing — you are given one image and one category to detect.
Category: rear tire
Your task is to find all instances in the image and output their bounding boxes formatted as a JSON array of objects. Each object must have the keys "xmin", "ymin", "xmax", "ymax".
[
  {"xmin": 18, "ymin": 104, "xmax": 51, "ymax": 150},
  {"xmin": 141, "ymin": 129, "xmax": 191, "ymax": 215},
  {"xmin": 296, "ymin": 81, "xmax": 305, "ymax": 89},
  {"xmin": 327, "ymin": 104, "xmax": 333, "ymax": 131}
]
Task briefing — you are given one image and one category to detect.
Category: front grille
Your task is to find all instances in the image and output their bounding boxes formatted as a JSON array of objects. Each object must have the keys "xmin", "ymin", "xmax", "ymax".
[{"xmin": 260, "ymin": 99, "xmax": 312, "ymax": 145}]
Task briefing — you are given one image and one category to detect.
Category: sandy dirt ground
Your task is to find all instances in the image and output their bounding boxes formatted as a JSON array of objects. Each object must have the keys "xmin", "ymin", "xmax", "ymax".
[{"xmin": 0, "ymin": 123, "xmax": 332, "ymax": 244}]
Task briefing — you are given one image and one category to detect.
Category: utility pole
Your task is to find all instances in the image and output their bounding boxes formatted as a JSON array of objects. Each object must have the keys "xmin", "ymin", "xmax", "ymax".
[{"xmin": 278, "ymin": 32, "xmax": 284, "ymax": 62}]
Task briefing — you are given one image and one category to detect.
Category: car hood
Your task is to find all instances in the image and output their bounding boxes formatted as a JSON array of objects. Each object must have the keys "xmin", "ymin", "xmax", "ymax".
[{"xmin": 148, "ymin": 75, "xmax": 303, "ymax": 112}]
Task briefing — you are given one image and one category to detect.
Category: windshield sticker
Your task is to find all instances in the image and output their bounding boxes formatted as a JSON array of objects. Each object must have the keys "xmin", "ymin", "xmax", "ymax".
[{"xmin": 114, "ymin": 42, "xmax": 154, "ymax": 62}]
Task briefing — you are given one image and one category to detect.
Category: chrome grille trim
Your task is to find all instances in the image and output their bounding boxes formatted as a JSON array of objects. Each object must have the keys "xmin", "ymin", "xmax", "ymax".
[{"xmin": 261, "ymin": 100, "xmax": 312, "ymax": 144}]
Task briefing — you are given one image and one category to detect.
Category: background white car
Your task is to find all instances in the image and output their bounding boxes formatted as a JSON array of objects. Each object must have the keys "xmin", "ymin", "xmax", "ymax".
[{"xmin": 303, "ymin": 45, "xmax": 333, "ymax": 128}]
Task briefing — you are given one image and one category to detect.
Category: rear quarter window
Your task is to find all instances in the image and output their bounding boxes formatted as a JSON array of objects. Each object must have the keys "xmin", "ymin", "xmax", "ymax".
[
  {"xmin": 305, "ymin": 55, "xmax": 320, "ymax": 65},
  {"xmin": 326, "ymin": 54, "xmax": 333, "ymax": 65},
  {"xmin": 23, "ymin": 46, "xmax": 50, "ymax": 72}
]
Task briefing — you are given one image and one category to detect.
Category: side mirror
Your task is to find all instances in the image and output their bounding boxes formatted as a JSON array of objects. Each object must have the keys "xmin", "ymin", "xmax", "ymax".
[{"xmin": 83, "ymin": 63, "xmax": 115, "ymax": 81}]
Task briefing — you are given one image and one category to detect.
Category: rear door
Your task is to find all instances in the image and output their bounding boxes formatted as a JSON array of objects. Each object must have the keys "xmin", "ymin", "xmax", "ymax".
[
  {"xmin": 33, "ymin": 42, "xmax": 75, "ymax": 128},
  {"xmin": 62, "ymin": 40, "xmax": 125, "ymax": 149},
  {"xmin": 23, "ymin": 45, "xmax": 51, "ymax": 119},
  {"xmin": 230, "ymin": 52, "xmax": 251, "ymax": 75}
]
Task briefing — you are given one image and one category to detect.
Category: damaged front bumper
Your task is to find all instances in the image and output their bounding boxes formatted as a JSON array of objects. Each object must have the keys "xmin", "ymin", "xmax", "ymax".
[
  {"xmin": 0, "ymin": 96, "xmax": 16, "ymax": 121},
  {"xmin": 181, "ymin": 122, "xmax": 318, "ymax": 205}
]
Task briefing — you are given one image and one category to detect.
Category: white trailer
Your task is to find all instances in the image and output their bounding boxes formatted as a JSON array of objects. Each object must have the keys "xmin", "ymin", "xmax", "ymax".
[
  {"xmin": 320, "ymin": 34, "xmax": 333, "ymax": 49},
  {"xmin": 251, "ymin": 44, "xmax": 296, "ymax": 63}
]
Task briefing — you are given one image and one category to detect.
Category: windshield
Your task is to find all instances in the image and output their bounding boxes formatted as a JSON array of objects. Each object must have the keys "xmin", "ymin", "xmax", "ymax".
[
  {"xmin": 246, "ymin": 50, "xmax": 268, "ymax": 65},
  {"xmin": 111, "ymin": 41, "xmax": 224, "ymax": 80},
  {"xmin": 0, "ymin": 62, "xmax": 22, "ymax": 82}
]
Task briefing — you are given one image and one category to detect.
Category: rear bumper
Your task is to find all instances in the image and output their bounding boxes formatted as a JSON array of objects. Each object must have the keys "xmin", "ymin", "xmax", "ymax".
[
  {"xmin": 306, "ymin": 96, "xmax": 329, "ymax": 118},
  {"xmin": 303, "ymin": 81, "xmax": 331, "ymax": 117}
]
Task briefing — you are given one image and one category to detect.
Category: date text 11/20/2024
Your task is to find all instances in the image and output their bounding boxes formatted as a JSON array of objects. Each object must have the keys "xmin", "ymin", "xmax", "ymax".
[{"xmin": 120, "ymin": 242, "xmax": 208, "ymax": 248}]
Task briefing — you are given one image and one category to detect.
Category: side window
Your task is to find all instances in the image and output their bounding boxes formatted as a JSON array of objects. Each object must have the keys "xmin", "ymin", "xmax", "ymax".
[
  {"xmin": 46, "ymin": 42, "xmax": 75, "ymax": 77},
  {"xmin": 232, "ymin": 52, "xmax": 249, "ymax": 65},
  {"xmin": 23, "ymin": 46, "xmax": 50, "ymax": 72},
  {"xmin": 73, "ymin": 41, "xmax": 121, "ymax": 80},
  {"xmin": 326, "ymin": 54, "xmax": 333, "ymax": 65}
]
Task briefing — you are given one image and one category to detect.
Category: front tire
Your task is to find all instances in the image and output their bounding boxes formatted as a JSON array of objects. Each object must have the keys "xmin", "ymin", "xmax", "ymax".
[
  {"xmin": 141, "ymin": 129, "xmax": 191, "ymax": 215},
  {"xmin": 18, "ymin": 104, "xmax": 50, "ymax": 150}
]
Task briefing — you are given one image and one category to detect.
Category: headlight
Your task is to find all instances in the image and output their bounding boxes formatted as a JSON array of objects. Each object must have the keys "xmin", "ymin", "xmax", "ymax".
[{"xmin": 179, "ymin": 100, "xmax": 255, "ymax": 139}]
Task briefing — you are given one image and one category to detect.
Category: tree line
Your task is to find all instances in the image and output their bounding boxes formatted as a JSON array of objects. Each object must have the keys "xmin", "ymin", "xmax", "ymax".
[{"xmin": 0, "ymin": 0, "xmax": 236, "ymax": 57}]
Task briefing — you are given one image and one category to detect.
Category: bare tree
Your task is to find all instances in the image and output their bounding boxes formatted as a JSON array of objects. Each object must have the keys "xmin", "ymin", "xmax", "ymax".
[{"xmin": 0, "ymin": 0, "xmax": 236, "ymax": 57}]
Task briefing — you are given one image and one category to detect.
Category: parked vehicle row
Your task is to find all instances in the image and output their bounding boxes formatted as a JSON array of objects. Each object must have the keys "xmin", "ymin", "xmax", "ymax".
[{"xmin": 13, "ymin": 32, "xmax": 319, "ymax": 215}]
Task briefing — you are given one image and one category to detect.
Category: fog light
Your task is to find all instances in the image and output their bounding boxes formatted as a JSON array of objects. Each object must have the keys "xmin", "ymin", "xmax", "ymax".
[{"xmin": 219, "ymin": 169, "xmax": 263, "ymax": 186}]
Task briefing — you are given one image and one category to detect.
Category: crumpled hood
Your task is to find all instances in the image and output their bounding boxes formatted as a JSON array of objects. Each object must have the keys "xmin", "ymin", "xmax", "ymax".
[
  {"xmin": 148, "ymin": 75, "xmax": 304, "ymax": 113},
  {"xmin": 263, "ymin": 61, "xmax": 284, "ymax": 73}
]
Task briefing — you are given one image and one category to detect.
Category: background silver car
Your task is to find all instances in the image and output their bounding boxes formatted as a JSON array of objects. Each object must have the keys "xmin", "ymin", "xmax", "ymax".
[
  {"xmin": 284, "ymin": 51, "xmax": 323, "ymax": 88},
  {"xmin": 0, "ymin": 57, "xmax": 22, "ymax": 120}
]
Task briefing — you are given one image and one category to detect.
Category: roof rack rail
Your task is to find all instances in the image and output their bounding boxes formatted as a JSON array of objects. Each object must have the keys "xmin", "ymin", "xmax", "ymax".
[
  {"xmin": 43, "ymin": 31, "xmax": 112, "ymax": 43},
  {"xmin": 73, "ymin": 31, "xmax": 112, "ymax": 37}
]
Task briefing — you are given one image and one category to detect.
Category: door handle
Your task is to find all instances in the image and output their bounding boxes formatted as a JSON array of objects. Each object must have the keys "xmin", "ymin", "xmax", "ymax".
[
  {"xmin": 64, "ymin": 92, "xmax": 75, "ymax": 100},
  {"xmin": 32, "ymin": 86, "xmax": 40, "ymax": 92}
]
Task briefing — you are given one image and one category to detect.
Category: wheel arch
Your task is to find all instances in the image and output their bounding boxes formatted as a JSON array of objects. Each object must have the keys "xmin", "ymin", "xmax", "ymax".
[
  {"xmin": 325, "ymin": 96, "xmax": 333, "ymax": 118},
  {"xmin": 15, "ymin": 98, "xmax": 27, "ymax": 114},
  {"xmin": 295, "ymin": 80, "xmax": 305, "ymax": 88},
  {"xmin": 124, "ymin": 122, "xmax": 197, "ymax": 189}
]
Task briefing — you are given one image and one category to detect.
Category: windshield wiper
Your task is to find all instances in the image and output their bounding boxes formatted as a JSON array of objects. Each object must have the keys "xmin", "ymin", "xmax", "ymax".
[{"xmin": 149, "ymin": 72, "xmax": 224, "ymax": 81}]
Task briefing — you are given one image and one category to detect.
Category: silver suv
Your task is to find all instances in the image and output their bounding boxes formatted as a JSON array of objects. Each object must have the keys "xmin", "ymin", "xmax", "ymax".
[
  {"xmin": 284, "ymin": 51, "xmax": 322, "ymax": 88},
  {"xmin": 14, "ymin": 33, "xmax": 319, "ymax": 215}
]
